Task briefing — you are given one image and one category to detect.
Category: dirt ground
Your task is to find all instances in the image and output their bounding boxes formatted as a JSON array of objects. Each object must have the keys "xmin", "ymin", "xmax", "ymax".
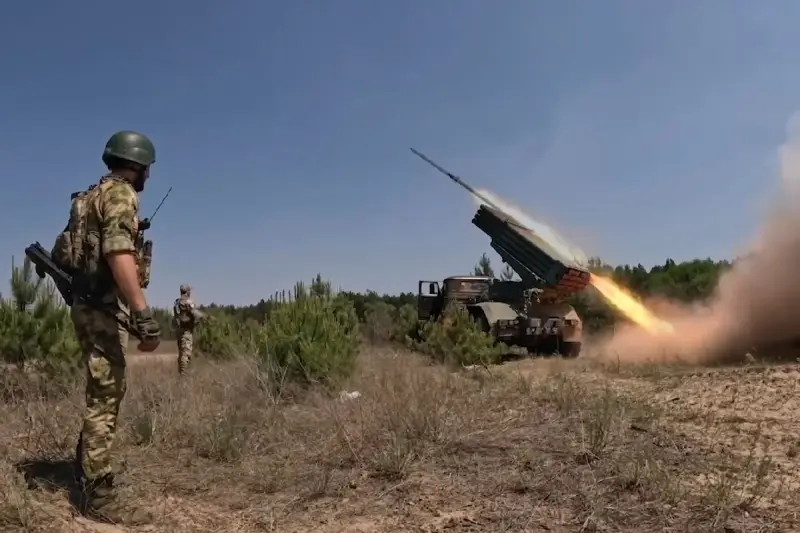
[{"xmin": 2, "ymin": 347, "xmax": 799, "ymax": 532}]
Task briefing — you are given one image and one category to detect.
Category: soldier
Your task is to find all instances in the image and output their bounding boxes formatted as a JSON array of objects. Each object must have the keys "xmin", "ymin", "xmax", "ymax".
[
  {"xmin": 173, "ymin": 284, "xmax": 208, "ymax": 375},
  {"xmin": 54, "ymin": 131, "xmax": 162, "ymax": 525}
]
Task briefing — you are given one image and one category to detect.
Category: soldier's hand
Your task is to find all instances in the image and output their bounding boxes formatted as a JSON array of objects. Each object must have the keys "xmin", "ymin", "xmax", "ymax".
[{"xmin": 132, "ymin": 307, "xmax": 161, "ymax": 352}]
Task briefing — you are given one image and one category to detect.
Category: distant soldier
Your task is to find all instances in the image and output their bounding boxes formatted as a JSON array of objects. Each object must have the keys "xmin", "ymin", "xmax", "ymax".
[
  {"xmin": 173, "ymin": 284, "xmax": 208, "ymax": 374},
  {"xmin": 52, "ymin": 130, "xmax": 161, "ymax": 525}
]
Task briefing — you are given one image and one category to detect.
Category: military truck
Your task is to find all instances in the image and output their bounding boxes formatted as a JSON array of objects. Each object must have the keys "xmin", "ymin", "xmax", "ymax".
[
  {"xmin": 417, "ymin": 275, "xmax": 584, "ymax": 357},
  {"xmin": 410, "ymin": 148, "xmax": 592, "ymax": 357}
]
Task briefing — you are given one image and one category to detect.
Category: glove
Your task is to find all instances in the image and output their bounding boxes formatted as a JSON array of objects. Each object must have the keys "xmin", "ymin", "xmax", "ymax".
[
  {"xmin": 131, "ymin": 307, "xmax": 161, "ymax": 352},
  {"xmin": 35, "ymin": 264, "xmax": 46, "ymax": 279}
]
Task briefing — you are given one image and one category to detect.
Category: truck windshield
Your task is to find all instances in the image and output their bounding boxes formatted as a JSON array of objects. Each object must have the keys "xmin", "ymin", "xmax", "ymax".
[{"xmin": 452, "ymin": 281, "xmax": 487, "ymax": 292}]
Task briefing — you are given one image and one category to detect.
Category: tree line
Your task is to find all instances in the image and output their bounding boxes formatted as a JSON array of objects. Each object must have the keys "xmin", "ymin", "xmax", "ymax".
[
  {"xmin": 180, "ymin": 254, "xmax": 731, "ymax": 335},
  {"xmin": 0, "ymin": 252, "xmax": 732, "ymax": 370},
  {"xmin": 0, "ymin": 252, "xmax": 732, "ymax": 350}
]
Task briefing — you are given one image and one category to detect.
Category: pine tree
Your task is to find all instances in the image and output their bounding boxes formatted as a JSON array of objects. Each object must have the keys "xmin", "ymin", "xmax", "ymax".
[{"xmin": 473, "ymin": 253, "xmax": 494, "ymax": 277}]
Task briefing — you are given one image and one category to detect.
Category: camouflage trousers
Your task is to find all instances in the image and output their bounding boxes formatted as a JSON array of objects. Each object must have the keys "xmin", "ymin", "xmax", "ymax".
[
  {"xmin": 177, "ymin": 328, "xmax": 194, "ymax": 375},
  {"xmin": 71, "ymin": 303, "xmax": 129, "ymax": 483}
]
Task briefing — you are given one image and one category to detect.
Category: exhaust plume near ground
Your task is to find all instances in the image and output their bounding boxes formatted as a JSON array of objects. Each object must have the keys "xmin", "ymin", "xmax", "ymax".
[
  {"xmin": 472, "ymin": 115, "xmax": 800, "ymax": 365},
  {"xmin": 589, "ymin": 115, "xmax": 800, "ymax": 365}
]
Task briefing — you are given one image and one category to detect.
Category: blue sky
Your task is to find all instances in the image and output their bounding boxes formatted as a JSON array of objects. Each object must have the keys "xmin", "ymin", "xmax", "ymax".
[{"xmin": 2, "ymin": 1, "xmax": 800, "ymax": 307}]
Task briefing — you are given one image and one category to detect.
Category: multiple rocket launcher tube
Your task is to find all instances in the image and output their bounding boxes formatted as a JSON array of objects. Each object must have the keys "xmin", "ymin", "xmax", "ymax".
[{"xmin": 410, "ymin": 148, "xmax": 592, "ymax": 298}]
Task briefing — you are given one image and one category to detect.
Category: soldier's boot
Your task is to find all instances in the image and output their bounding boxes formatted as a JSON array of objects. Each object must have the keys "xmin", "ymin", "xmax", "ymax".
[{"xmin": 80, "ymin": 475, "xmax": 153, "ymax": 526}]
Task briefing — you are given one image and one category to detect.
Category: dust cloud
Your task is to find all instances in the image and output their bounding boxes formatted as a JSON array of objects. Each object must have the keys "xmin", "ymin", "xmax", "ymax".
[
  {"xmin": 588, "ymin": 114, "xmax": 800, "ymax": 365},
  {"xmin": 466, "ymin": 118, "xmax": 800, "ymax": 365}
]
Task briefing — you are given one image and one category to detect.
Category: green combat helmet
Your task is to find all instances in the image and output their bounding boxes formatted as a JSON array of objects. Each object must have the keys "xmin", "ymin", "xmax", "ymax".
[{"xmin": 102, "ymin": 131, "xmax": 156, "ymax": 167}]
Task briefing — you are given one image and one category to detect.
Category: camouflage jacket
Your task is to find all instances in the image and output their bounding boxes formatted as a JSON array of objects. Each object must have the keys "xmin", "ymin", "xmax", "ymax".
[
  {"xmin": 51, "ymin": 174, "xmax": 140, "ymax": 308},
  {"xmin": 173, "ymin": 297, "xmax": 205, "ymax": 329}
]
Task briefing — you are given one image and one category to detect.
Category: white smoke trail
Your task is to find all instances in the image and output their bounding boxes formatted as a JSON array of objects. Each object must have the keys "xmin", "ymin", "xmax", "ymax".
[{"xmin": 470, "ymin": 188, "xmax": 590, "ymax": 267}]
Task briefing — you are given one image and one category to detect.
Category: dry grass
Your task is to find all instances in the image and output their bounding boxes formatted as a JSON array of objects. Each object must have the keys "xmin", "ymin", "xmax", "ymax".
[
  {"xmin": 0, "ymin": 347, "xmax": 798, "ymax": 532},
  {"xmin": 127, "ymin": 340, "xmax": 179, "ymax": 356}
]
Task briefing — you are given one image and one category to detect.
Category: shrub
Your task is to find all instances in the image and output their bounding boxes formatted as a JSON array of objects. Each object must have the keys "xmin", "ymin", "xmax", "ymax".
[
  {"xmin": 392, "ymin": 303, "xmax": 418, "ymax": 343},
  {"xmin": 194, "ymin": 310, "xmax": 261, "ymax": 361},
  {"xmin": 192, "ymin": 275, "xmax": 361, "ymax": 392},
  {"xmin": 0, "ymin": 257, "xmax": 81, "ymax": 378},
  {"xmin": 362, "ymin": 301, "xmax": 420, "ymax": 345},
  {"xmin": 151, "ymin": 307, "xmax": 176, "ymax": 340},
  {"xmin": 256, "ymin": 278, "xmax": 361, "ymax": 390},
  {"xmin": 415, "ymin": 302, "xmax": 504, "ymax": 367},
  {"xmin": 363, "ymin": 301, "xmax": 396, "ymax": 343}
]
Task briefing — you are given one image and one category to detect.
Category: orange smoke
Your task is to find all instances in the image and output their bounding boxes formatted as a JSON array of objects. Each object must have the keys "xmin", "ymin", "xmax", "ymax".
[{"xmin": 589, "ymin": 274, "xmax": 674, "ymax": 334}]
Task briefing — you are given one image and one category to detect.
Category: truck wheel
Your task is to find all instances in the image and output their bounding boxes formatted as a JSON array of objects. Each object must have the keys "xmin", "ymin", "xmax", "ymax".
[
  {"xmin": 542, "ymin": 337, "xmax": 559, "ymax": 356},
  {"xmin": 560, "ymin": 341, "xmax": 581, "ymax": 358},
  {"xmin": 527, "ymin": 337, "xmax": 555, "ymax": 356},
  {"xmin": 526, "ymin": 344, "xmax": 541, "ymax": 356}
]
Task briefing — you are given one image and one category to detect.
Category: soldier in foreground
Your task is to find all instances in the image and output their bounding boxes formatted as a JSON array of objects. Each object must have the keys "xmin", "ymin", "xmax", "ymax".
[
  {"xmin": 173, "ymin": 284, "xmax": 208, "ymax": 374},
  {"xmin": 51, "ymin": 131, "xmax": 162, "ymax": 525}
]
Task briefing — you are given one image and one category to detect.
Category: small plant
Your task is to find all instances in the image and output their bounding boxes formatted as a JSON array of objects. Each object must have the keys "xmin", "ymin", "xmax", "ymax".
[
  {"xmin": 194, "ymin": 310, "xmax": 261, "ymax": 360},
  {"xmin": 361, "ymin": 301, "xmax": 419, "ymax": 346},
  {"xmin": 189, "ymin": 275, "xmax": 361, "ymax": 393},
  {"xmin": 392, "ymin": 303, "xmax": 418, "ymax": 344},
  {"xmin": 131, "ymin": 410, "xmax": 157, "ymax": 447},
  {"xmin": 151, "ymin": 307, "xmax": 176, "ymax": 340},
  {"xmin": 0, "ymin": 257, "xmax": 81, "ymax": 381},
  {"xmin": 415, "ymin": 302, "xmax": 504, "ymax": 367},
  {"xmin": 195, "ymin": 410, "xmax": 250, "ymax": 463},
  {"xmin": 257, "ymin": 277, "xmax": 361, "ymax": 390},
  {"xmin": 363, "ymin": 300, "xmax": 396, "ymax": 343}
]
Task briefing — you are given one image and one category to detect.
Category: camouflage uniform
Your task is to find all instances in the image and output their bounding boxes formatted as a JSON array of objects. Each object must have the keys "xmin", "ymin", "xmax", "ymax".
[
  {"xmin": 173, "ymin": 284, "xmax": 206, "ymax": 374},
  {"xmin": 55, "ymin": 131, "xmax": 160, "ymax": 526}
]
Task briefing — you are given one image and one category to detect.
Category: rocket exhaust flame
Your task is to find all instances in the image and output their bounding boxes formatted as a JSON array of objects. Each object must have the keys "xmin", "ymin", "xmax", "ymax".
[
  {"xmin": 589, "ymin": 274, "xmax": 674, "ymax": 334},
  {"xmin": 410, "ymin": 147, "xmax": 674, "ymax": 337},
  {"xmin": 414, "ymin": 111, "xmax": 800, "ymax": 364},
  {"xmin": 466, "ymin": 186, "xmax": 674, "ymax": 336}
]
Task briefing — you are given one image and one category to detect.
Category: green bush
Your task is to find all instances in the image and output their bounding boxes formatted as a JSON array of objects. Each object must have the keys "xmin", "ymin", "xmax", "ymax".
[
  {"xmin": 362, "ymin": 301, "xmax": 419, "ymax": 345},
  {"xmin": 415, "ymin": 302, "xmax": 504, "ymax": 367},
  {"xmin": 392, "ymin": 303, "xmax": 418, "ymax": 343},
  {"xmin": 194, "ymin": 310, "xmax": 261, "ymax": 361},
  {"xmin": 152, "ymin": 307, "xmax": 176, "ymax": 340},
  {"xmin": 192, "ymin": 275, "xmax": 361, "ymax": 392},
  {"xmin": 363, "ymin": 300, "xmax": 396, "ymax": 343},
  {"xmin": 0, "ymin": 258, "xmax": 81, "ymax": 378},
  {"xmin": 256, "ymin": 279, "xmax": 361, "ymax": 389}
]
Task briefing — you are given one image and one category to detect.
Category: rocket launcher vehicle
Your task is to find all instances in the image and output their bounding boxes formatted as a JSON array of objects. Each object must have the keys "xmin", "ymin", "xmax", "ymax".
[{"xmin": 410, "ymin": 148, "xmax": 591, "ymax": 299}]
